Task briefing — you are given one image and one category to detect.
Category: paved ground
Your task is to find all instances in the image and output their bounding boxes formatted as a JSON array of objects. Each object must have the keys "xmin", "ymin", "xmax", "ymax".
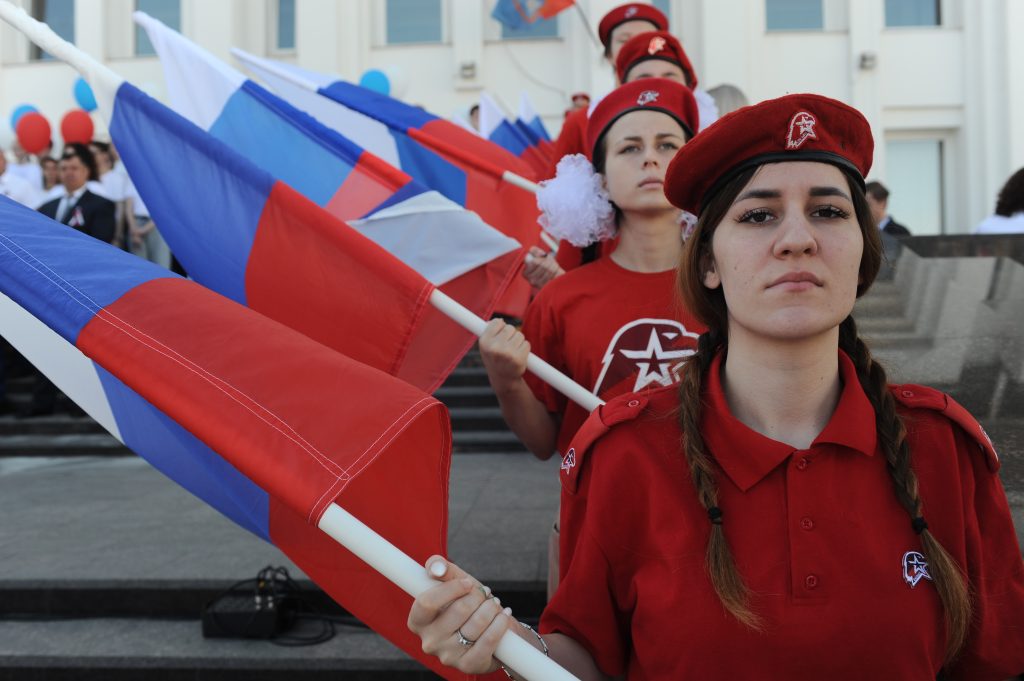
[{"xmin": 0, "ymin": 453, "xmax": 561, "ymax": 586}]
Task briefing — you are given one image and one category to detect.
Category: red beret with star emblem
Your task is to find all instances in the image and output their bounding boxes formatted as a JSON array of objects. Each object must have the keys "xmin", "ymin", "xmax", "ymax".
[
  {"xmin": 615, "ymin": 31, "xmax": 698, "ymax": 88},
  {"xmin": 664, "ymin": 93, "xmax": 874, "ymax": 215},
  {"xmin": 597, "ymin": 3, "xmax": 669, "ymax": 48},
  {"xmin": 586, "ymin": 78, "xmax": 699, "ymax": 159}
]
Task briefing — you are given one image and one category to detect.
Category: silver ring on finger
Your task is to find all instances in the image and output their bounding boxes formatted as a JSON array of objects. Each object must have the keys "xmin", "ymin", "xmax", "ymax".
[{"xmin": 457, "ymin": 629, "xmax": 476, "ymax": 647}]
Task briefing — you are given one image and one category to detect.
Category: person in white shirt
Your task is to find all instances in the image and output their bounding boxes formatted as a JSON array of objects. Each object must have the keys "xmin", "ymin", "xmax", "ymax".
[
  {"xmin": 974, "ymin": 167, "xmax": 1024, "ymax": 235},
  {"xmin": 0, "ymin": 148, "xmax": 40, "ymax": 207},
  {"xmin": 7, "ymin": 140, "xmax": 44, "ymax": 192}
]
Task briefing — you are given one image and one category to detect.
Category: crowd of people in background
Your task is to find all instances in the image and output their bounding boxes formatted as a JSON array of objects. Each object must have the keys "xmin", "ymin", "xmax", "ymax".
[{"xmin": 0, "ymin": 138, "xmax": 175, "ymax": 418}]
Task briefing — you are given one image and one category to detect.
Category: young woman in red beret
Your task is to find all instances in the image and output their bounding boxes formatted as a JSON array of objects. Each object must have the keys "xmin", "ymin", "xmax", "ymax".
[
  {"xmin": 408, "ymin": 93, "xmax": 1024, "ymax": 680},
  {"xmin": 481, "ymin": 78, "xmax": 703, "ymax": 465},
  {"xmin": 484, "ymin": 79, "xmax": 705, "ymax": 597},
  {"xmin": 547, "ymin": 3, "xmax": 669, "ymax": 178},
  {"xmin": 529, "ymin": 26, "xmax": 710, "ymax": 285}
]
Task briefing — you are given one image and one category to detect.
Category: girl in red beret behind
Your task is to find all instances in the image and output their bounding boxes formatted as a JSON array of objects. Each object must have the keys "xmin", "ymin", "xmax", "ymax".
[{"xmin": 407, "ymin": 93, "xmax": 1024, "ymax": 680}]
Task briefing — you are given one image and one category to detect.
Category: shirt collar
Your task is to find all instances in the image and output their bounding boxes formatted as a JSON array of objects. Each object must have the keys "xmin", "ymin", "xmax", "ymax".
[
  {"xmin": 700, "ymin": 350, "xmax": 878, "ymax": 492},
  {"xmin": 65, "ymin": 185, "xmax": 87, "ymax": 202}
]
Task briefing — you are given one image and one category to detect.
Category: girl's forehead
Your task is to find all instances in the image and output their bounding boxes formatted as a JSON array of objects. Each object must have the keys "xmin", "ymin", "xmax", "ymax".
[
  {"xmin": 741, "ymin": 162, "xmax": 849, "ymax": 191},
  {"xmin": 605, "ymin": 110, "xmax": 685, "ymax": 142}
]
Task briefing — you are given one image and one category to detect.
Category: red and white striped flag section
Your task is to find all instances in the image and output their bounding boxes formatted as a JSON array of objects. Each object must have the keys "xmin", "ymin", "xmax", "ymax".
[
  {"xmin": 0, "ymin": 193, "xmax": 575, "ymax": 680},
  {"xmin": 133, "ymin": 12, "xmax": 525, "ymax": 330}
]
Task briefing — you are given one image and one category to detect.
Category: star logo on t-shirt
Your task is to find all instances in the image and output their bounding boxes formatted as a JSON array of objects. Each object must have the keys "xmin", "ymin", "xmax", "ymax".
[
  {"xmin": 592, "ymin": 319, "xmax": 699, "ymax": 396},
  {"xmin": 619, "ymin": 328, "xmax": 694, "ymax": 390}
]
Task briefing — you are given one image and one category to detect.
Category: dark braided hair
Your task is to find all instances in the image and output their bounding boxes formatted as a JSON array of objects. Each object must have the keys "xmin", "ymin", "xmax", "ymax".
[{"xmin": 676, "ymin": 163, "xmax": 971, "ymax": 661}]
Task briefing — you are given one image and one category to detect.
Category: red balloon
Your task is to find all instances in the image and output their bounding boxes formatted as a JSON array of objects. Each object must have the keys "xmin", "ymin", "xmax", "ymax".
[
  {"xmin": 60, "ymin": 109, "xmax": 94, "ymax": 145},
  {"xmin": 14, "ymin": 111, "xmax": 51, "ymax": 155}
]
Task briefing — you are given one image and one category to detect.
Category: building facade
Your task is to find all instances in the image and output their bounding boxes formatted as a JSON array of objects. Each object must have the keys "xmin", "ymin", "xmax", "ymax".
[{"xmin": 1, "ymin": 0, "xmax": 1021, "ymax": 234}]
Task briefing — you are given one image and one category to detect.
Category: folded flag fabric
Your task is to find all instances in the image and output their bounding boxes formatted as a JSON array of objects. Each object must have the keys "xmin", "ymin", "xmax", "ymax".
[
  {"xmin": 232, "ymin": 50, "xmax": 540, "ymax": 315},
  {"xmin": 478, "ymin": 91, "xmax": 550, "ymax": 176},
  {"xmin": 135, "ymin": 11, "xmax": 523, "ymax": 293},
  {"xmin": 0, "ymin": 195, "xmax": 464, "ymax": 679},
  {"xmin": 517, "ymin": 91, "xmax": 552, "ymax": 143},
  {"xmin": 98, "ymin": 36, "xmax": 488, "ymax": 393}
]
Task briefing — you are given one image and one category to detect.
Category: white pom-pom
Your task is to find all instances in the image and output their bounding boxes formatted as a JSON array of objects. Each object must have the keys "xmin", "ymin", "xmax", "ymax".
[
  {"xmin": 677, "ymin": 210, "xmax": 698, "ymax": 241},
  {"xmin": 536, "ymin": 154, "xmax": 616, "ymax": 248}
]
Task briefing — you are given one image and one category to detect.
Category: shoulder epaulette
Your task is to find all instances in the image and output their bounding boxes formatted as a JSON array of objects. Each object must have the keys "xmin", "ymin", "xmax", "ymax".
[
  {"xmin": 560, "ymin": 392, "xmax": 650, "ymax": 493},
  {"xmin": 891, "ymin": 384, "xmax": 999, "ymax": 472}
]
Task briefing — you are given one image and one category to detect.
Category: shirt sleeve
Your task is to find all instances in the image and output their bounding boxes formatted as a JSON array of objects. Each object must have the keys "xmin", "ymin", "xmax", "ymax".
[
  {"xmin": 520, "ymin": 291, "xmax": 568, "ymax": 417},
  {"xmin": 539, "ymin": 434, "xmax": 632, "ymax": 677},
  {"xmin": 540, "ymin": 510, "xmax": 629, "ymax": 676},
  {"xmin": 948, "ymin": 424, "xmax": 1024, "ymax": 679}
]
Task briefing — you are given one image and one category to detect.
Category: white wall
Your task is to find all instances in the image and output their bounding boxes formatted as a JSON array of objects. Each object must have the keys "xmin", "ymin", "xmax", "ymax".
[{"xmin": 0, "ymin": 0, "xmax": 1019, "ymax": 233}]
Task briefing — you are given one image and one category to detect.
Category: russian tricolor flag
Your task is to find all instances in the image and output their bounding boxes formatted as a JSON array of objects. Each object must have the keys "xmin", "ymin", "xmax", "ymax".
[
  {"xmin": 110, "ymin": 79, "xmax": 484, "ymax": 393},
  {"xmin": 0, "ymin": 196, "xmax": 463, "ymax": 678},
  {"xmin": 231, "ymin": 50, "xmax": 542, "ymax": 314},
  {"xmin": 517, "ymin": 92, "xmax": 552, "ymax": 143},
  {"xmin": 478, "ymin": 91, "xmax": 551, "ymax": 178},
  {"xmin": 134, "ymin": 12, "xmax": 524, "ymax": 343}
]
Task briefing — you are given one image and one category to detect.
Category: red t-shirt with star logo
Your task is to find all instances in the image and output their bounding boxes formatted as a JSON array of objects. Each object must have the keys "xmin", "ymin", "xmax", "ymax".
[
  {"xmin": 541, "ymin": 351, "xmax": 1024, "ymax": 679},
  {"xmin": 521, "ymin": 255, "xmax": 704, "ymax": 455}
]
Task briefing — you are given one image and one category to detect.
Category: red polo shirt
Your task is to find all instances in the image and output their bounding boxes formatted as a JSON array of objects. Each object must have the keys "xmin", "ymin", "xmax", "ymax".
[
  {"xmin": 521, "ymin": 256, "xmax": 703, "ymax": 455},
  {"xmin": 542, "ymin": 351, "xmax": 1024, "ymax": 679}
]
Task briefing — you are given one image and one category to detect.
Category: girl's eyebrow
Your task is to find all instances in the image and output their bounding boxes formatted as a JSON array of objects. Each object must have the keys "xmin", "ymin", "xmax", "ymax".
[
  {"xmin": 733, "ymin": 186, "xmax": 852, "ymax": 204},
  {"xmin": 809, "ymin": 186, "xmax": 852, "ymax": 201},
  {"xmin": 617, "ymin": 132, "xmax": 685, "ymax": 143}
]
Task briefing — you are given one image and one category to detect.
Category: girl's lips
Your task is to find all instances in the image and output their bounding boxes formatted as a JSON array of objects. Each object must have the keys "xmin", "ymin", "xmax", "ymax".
[{"xmin": 767, "ymin": 271, "xmax": 823, "ymax": 288}]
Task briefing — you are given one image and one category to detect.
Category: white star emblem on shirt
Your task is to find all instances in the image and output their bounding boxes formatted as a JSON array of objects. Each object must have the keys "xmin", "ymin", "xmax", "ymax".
[{"xmin": 619, "ymin": 329, "xmax": 694, "ymax": 390}]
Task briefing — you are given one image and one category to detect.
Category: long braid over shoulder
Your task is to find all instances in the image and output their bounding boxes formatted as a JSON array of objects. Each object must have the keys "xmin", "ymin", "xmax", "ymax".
[
  {"xmin": 678, "ymin": 329, "xmax": 762, "ymax": 629},
  {"xmin": 675, "ymin": 163, "xmax": 968, "ymax": 656},
  {"xmin": 839, "ymin": 316, "xmax": 971, "ymax": 663}
]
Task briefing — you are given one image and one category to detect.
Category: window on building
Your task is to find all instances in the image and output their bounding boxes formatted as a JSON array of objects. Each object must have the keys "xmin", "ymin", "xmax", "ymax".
[
  {"xmin": 135, "ymin": 0, "xmax": 180, "ymax": 56},
  {"xmin": 885, "ymin": 138, "xmax": 945, "ymax": 235},
  {"xmin": 501, "ymin": 13, "xmax": 558, "ymax": 40},
  {"xmin": 31, "ymin": 0, "xmax": 74, "ymax": 61},
  {"xmin": 651, "ymin": 0, "xmax": 672, "ymax": 21},
  {"xmin": 765, "ymin": 0, "xmax": 823, "ymax": 31},
  {"xmin": 386, "ymin": 0, "xmax": 442, "ymax": 44},
  {"xmin": 275, "ymin": 0, "xmax": 296, "ymax": 51},
  {"xmin": 885, "ymin": 0, "xmax": 940, "ymax": 27}
]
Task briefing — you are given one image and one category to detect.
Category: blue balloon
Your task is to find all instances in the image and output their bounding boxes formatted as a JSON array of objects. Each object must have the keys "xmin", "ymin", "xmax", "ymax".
[
  {"xmin": 358, "ymin": 69, "xmax": 390, "ymax": 96},
  {"xmin": 10, "ymin": 104, "xmax": 38, "ymax": 130},
  {"xmin": 73, "ymin": 77, "xmax": 97, "ymax": 112}
]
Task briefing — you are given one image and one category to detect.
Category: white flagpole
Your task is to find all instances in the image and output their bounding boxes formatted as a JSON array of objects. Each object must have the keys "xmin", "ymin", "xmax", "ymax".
[
  {"xmin": 0, "ymin": 5, "xmax": 581, "ymax": 679},
  {"xmin": 318, "ymin": 504, "xmax": 580, "ymax": 681},
  {"xmin": 430, "ymin": 289, "xmax": 603, "ymax": 412}
]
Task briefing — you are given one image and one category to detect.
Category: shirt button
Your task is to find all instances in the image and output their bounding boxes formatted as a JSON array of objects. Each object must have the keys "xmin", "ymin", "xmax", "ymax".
[
  {"xmin": 800, "ymin": 517, "xmax": 815, "ymax": 531},
  {"xmin": 805, "ymin": 574, "xmax": 819, "ymax": 589},
  {"xmin": 627, "ymin": 399, "xmax": 640, "ymax": 408},
  {"xmin": 795, "ymin": 457, "xmax": 810, "ymax": 471}
]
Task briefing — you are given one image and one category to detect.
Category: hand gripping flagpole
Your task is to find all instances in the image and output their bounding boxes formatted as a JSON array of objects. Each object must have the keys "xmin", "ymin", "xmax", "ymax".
[
  {"xmin": 0, "ymin": 4, "xmax": 580, "ymax": 679},
  {"xmin": 430, "ymin": 289, "xmax": 602, "ymax": 412}
]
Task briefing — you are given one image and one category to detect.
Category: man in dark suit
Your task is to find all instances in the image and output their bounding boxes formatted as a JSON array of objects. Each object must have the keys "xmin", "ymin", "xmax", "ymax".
[
  {"xmin": 865, "ymin": 180, "xmax": 911, "ymax": 237},
  {"xmin": 18, "ymin": 144, "xmax": 116, "ymax": 417},
  {"xmin": 38, "ymin": 143, "xmax": 116, "ymax": 244}
]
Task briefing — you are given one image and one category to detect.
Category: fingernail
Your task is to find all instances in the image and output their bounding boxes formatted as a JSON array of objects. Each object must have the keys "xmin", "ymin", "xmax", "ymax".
[
  {"xmin": 494, "ymin": 597, "xmax": 502, "ymax": 607},
  {"xmin": 503, "ymin": 607, "xmax": 513, "ymax": 616},
  {"xmin": 428, "ymin": 561, "xmax": 447, "ymax": 578}
]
